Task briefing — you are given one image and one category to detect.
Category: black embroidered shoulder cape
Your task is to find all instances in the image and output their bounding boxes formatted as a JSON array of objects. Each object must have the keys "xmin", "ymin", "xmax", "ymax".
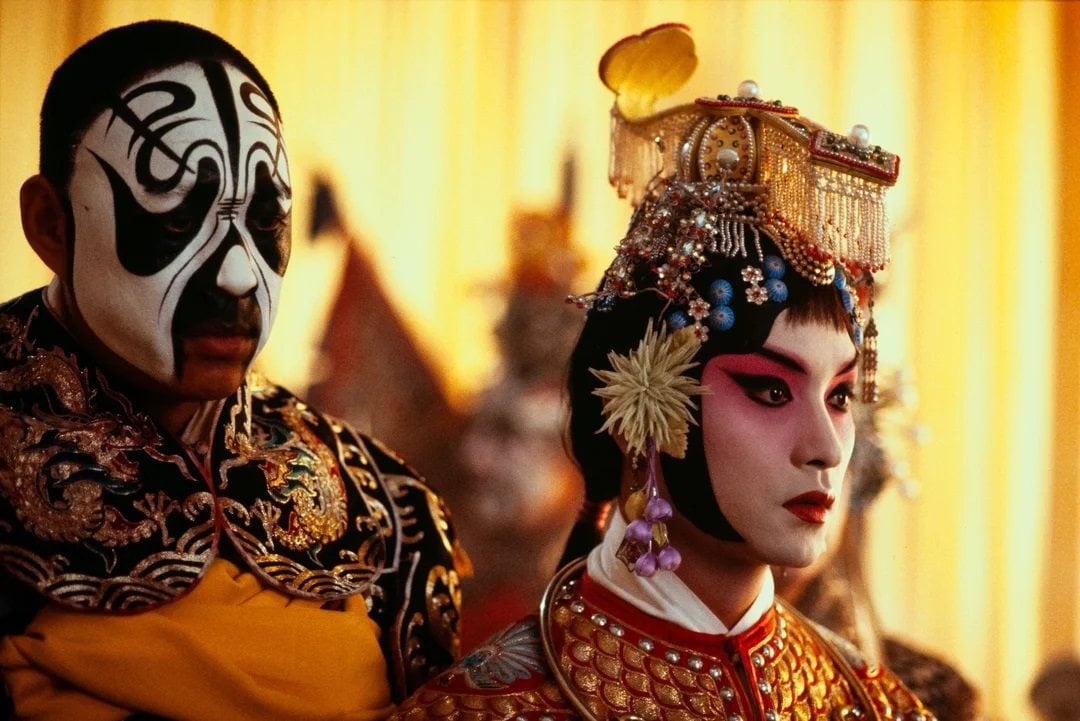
[{"xmin": 0, "ymin": 288, "xmax": 464, "ymax": 700}]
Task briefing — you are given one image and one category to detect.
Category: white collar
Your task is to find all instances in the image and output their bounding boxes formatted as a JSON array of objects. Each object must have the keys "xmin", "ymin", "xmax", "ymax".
[{"xmin": 586, "ymin": 510, "xmax": 775, "ymax": 636}]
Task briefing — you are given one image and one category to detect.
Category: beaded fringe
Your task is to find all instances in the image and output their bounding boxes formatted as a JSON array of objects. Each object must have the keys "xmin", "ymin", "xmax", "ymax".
[
  {"xmin": 610, "ymin": 110, "xmax": 660, "ymax": 204},
  {"xmin": 761, "ymin": 124, "xmax": 889, "ymax": 272}
]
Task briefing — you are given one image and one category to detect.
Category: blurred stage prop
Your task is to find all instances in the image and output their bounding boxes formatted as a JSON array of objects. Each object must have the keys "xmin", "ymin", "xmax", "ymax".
[
  {"xmin": 1029, "ymin": 655, "xmax": 1080, "ymax": 721},
  {"xmin": 302, "ymin": 177, "xmax": 469, "ymax": 490},
  {"xmin": 454, "ymin": 157, "xmax": 584, "ymax": 647},
  {"xmin": 289, "ymin": 171, "xmax": 584, "ymax": 647}
]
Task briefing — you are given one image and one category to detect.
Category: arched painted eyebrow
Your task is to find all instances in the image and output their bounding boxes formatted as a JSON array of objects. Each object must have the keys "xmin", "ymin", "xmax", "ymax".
[{"xmin": 755, "ymin": 346, "xmax": 858, "ymax": 376}]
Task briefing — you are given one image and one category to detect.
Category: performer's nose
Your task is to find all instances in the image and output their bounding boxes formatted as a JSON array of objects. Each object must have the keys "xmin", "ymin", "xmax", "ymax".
[{"xmin": 216, "ymin": 243, "xmax": 258, "ymax": 297}]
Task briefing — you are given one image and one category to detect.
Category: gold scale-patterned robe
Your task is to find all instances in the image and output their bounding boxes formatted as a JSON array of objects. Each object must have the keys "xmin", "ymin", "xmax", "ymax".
[{"xmin": 393, "ymin": 559, "xmax": 935, "ymax": 721}]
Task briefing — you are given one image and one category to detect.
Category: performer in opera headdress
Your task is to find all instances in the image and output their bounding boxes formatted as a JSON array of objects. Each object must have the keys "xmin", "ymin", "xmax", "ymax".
[{"xmin": 392, "ymin": 23, "xmax": 937, "ymax": 721}]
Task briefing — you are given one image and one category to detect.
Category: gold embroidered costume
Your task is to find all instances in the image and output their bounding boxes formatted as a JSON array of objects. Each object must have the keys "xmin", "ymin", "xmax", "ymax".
[{"xmin": 392, "ymin": 560, "xmax": 934, "ymax": 721}]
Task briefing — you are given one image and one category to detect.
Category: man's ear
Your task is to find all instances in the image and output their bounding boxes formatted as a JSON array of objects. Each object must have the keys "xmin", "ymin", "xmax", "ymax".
[{"xmin": 21, "ymin": 174, "xmax": 71, "ymax": 277}]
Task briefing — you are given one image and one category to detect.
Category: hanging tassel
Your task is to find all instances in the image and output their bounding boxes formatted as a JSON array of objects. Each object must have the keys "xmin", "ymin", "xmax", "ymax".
[
  {"xmin": 617, "ymin": 436, "xmax": 681, "ymax": 576},
  {"xmin": 861, "ymin": 279, "xmax": 879, "ymax": 403}
]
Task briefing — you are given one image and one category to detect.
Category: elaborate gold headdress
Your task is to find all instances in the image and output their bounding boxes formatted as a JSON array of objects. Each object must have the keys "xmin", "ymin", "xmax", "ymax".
[
  {"xmin": 601, "ymin": 24, "xmax": 898, "ymax": 283},
  {"xmin": 571, "ymin": 23, "xmax": 900, "ymax": 404}
]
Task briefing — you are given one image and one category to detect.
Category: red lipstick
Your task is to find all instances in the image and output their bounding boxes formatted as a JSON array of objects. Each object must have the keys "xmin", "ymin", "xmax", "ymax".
[{"xmin": 782, "ymin": 491, "xmax": 835, "ymax": 524}]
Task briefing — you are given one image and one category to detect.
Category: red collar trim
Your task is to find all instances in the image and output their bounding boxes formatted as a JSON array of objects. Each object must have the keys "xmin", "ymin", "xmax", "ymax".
[{"xmin": 577, "ymin": 571, "xmax": 777, "ymax": 657}]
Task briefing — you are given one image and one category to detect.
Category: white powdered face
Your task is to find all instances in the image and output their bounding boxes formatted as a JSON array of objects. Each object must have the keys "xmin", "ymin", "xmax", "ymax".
[
  {"xmin": 68, "ymin": 60, "xmax": 291, "ymax": 386},
  {"xmin": 700, "ymin": 312, "xmax": 858, "ymax": 568}
]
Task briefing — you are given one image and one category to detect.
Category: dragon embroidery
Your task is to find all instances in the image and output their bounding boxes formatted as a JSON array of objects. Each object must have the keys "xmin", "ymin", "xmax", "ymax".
[{"xmin": 0, "ymin": 289, "xmax": 466, "ymax": 698}]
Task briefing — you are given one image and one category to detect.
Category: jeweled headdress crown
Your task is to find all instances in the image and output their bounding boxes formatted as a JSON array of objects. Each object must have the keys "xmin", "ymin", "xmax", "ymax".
[
  {"xmin": 601, "ymin": 23, "xmax": 896, "ymax": 275},
  {"xmin": 571, "ymin": 23, "xmax": 900, "ymax": 403}
]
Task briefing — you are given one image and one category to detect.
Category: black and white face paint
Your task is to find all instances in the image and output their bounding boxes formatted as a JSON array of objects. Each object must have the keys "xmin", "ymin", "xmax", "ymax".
[{"xmin": 67, "ymin": 61, "xmax": 291, "ymax": 385}]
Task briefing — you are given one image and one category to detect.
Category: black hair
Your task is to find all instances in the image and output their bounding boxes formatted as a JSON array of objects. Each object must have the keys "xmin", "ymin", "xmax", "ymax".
[
  {"xmin": 39, "ymin": 19, "xmax": 279, "ymax": 193},
  {"xmin": 559, "ymin": 227, "xmax": 851, "ymax": 565}
]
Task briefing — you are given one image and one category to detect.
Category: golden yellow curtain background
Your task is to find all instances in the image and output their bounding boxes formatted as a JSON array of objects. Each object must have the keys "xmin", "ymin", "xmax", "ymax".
[{"xmin": 1, "ymin": 1, "xmax": 1078, "ymax": 718}]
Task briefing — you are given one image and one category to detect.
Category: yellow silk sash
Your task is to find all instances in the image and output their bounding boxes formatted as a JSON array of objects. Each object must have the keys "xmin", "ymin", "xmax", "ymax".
[{"xmin": 0, "ymin": 558, "xmax": 393, "ymax": 721}]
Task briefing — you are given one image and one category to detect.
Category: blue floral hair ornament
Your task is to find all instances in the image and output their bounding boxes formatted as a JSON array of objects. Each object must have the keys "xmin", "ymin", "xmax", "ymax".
[
  {"xmin": 838, "ymin": 284, "xmax": 855, "ymax": 313},
  {"xmin": 666, "ymin": 310, "xmax": 691, "ymax": 330},
  {"xmin": 707, "ymin": 279, "xmax": 734, "ymax": 306},
  {"xmin": 708, "ymin": 305, "xmax": 735, "ymax": 332},
  {"xmin": 763, "ymin": 255, "xmax": 786, "ymax": 280},
  {"xmin": 830, "ymin": 267, "xmax": 867, "ymax": 348},
  {"xmin": 765, "ymin": 278, "xmax": 788, "ymax": 302}
]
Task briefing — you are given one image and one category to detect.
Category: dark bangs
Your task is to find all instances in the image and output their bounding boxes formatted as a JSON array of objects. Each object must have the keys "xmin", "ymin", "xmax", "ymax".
[{"xmin": 784, "ymin": 279, "xmax": 854, "ymax": 338}]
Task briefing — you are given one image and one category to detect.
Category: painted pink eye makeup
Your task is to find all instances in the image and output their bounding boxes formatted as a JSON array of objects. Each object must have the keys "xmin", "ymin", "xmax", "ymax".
[
  {"xmin": 831, "ymin": 369, "xmax": 858, "ymax": 390},
  {"xmin": 708, "ymin": 354, "xmax": 803, "ymax": 408},
  {"xmin": 726, "ymin": 373, "xmax": 793, "ymax": 407},
  {"xmin": 827, "ymin": 374, "xmax": 858, "ymax": 412},
  {"xmin": 712, "ymin": 352, "xmax": 801, "ymax": 379},
  {"xmin": 708, "ymin": 348, "xmax": 859, "ymax": 410}
]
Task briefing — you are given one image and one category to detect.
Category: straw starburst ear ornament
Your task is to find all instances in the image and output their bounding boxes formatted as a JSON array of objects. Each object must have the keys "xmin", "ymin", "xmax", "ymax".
[{"xmin": 591, "ymin": 319, "xmax": 707, "ymax": 461}]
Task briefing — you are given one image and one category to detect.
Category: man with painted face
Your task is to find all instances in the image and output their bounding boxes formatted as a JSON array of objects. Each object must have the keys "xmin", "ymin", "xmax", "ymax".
[
  {"xmin": 0, "ymin": 20, "xmax": 465, "ymax": 721},
  {"xmin": 392, "ymin": 25, "xmax": 938, "ymax": 721}
]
